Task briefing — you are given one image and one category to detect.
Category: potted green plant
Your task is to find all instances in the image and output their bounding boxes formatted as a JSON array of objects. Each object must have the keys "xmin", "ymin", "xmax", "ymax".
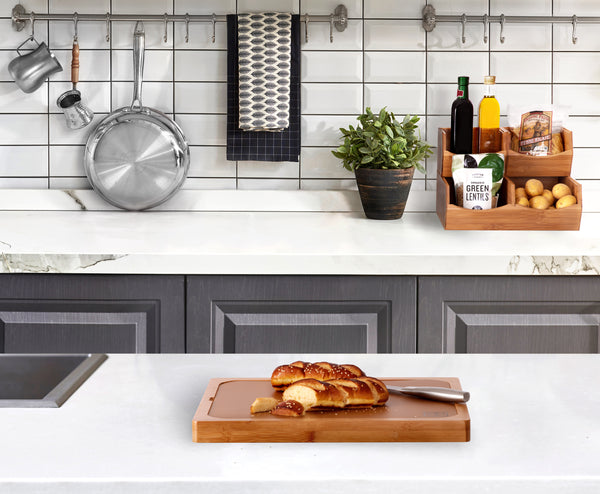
[{"xmin": 332, "ymin": 108, "xmax": 433, "ymax": 220}]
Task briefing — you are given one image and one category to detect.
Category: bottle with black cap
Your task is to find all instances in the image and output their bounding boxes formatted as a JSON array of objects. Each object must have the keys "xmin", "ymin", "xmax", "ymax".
[{"xmin": 450, "ymin": 76, "xmax": 473, "ymax": 154}]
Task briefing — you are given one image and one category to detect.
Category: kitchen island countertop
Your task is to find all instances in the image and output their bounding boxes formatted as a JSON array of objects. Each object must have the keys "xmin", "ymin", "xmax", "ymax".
[
  {"xmin": 1, "ymin": 353, "xmax": 599, "ymax": 493},
  {"xmin": 1, "ymin": 203, "xmax": 600, "ymax": 274}
]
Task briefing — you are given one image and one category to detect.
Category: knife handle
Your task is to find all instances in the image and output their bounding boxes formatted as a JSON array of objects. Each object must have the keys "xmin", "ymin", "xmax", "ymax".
[{"xmin": 394, "ymin": 386, "xmax": 470, "ymax": 403}]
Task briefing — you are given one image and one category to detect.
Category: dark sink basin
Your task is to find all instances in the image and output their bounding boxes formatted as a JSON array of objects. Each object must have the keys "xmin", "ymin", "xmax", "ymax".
[{"xmin": 0, "ymin": 354, "xmax": 107, "ymax": 408}]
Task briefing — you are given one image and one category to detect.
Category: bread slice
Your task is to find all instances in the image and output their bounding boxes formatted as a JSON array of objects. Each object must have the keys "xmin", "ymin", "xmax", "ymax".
[{"xmin": 250, "ymin": 397, "xmax": 279, "ymax": 413}]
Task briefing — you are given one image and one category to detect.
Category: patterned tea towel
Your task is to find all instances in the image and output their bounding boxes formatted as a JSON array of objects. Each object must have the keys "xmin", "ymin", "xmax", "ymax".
[
  {"xmin": 238, "ymin": 12, "xmax": 291, "ymax": 131},
  {"xmin": 226, "ymin": 14, "xmax": 301, "ymax": 162}
]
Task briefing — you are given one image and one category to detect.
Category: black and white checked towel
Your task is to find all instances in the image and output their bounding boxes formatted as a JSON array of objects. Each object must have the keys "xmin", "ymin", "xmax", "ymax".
[{"xmin": 226, "ymin": 14, "xmax": 301, "ymax": 162}]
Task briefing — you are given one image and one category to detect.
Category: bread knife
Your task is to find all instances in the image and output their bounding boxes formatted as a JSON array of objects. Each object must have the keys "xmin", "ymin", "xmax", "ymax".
[{"xmin": 387, "ymin": 386, "xmax": 470, "ymax": 403}]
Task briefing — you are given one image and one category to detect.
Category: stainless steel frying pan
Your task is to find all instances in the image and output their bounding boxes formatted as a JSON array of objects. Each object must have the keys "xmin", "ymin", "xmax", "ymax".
[{"xmin": 84, "ymin": 22, "xmax": 189, "ymax": 211}]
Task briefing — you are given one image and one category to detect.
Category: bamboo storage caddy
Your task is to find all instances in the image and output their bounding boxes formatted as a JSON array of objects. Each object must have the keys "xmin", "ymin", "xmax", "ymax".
[{"xmin": 436, "ymin": 127, "xmax": 581, "ymax": 230}]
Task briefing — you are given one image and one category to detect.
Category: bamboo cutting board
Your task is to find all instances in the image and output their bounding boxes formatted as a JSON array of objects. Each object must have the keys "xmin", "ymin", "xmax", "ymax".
[{"xmin": 192, "ymin": 377, "xmax": 470, "ymax": 443}]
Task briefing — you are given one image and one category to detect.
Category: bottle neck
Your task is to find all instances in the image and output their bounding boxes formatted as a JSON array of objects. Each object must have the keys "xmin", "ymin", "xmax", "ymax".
[
  {"xmin": 457, "ymin": 85, "xmax": 469, "ymax": 99},
  {"xmin": 483, "ymin": 84, "xmax": 496, "ymax": 97}
]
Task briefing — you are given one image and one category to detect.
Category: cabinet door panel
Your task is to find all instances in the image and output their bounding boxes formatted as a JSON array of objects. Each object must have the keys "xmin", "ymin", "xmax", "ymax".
[
  {"xmin": 419, "ymin": 276, "xmax": 600, "ymax": 353},
  {"xmin": 187, "ymin": 276, "xmax": 416, "ymax": 353},
  {"xmin": 0, "ymin": 275, "xmax": 184, "ymax": 353}
]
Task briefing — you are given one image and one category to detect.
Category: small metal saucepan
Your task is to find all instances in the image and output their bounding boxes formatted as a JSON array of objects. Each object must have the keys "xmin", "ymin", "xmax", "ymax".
[{"xmin": 84, "ymin": 21, "xmax": 190, "ymax": 211}]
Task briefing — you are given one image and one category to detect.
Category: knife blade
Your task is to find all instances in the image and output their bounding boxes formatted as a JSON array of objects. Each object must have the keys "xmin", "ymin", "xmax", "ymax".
[{"xmin": 387, "ymin": 386, "xmax": 470, "ymax": 403}]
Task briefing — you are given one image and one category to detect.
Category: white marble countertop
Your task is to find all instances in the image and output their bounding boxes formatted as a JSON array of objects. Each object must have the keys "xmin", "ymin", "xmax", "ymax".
[
  {"xmin": 1, "ymin": 190, "xmax": 600, "ymax": 274},
  {"xmin": 1, "ymin": 354, "xmax": 598, "ymax": 493}
]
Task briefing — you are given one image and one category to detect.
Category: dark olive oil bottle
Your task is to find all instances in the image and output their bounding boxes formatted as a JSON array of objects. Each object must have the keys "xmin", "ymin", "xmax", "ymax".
[{"xmin": 450, "ymin": 76, "xmax": 473, "ymax": 154}]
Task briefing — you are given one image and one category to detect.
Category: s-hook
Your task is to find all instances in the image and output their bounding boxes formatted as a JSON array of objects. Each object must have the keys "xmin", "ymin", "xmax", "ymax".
[
  {"xmin": 483, "ymin": 14, "xmax": 488, "ymax": 43},
  {"xmin": 329, "ymin": 13, "xmax": 334, "ymax": 42},
  {"xmin": 211, "ymin": 13, "xmax": 216, "ymax": 43},
  {"xmin": 499, "ymin": 14, "xmax": 505, "ymax": 43},
  {"xmin": 105, "ymin": 12, "xmax": 110, "ymax": 42},
  {"xmin": 460, "ymin": 13, "xmax": 466, "ymax": 43},
  {"xmin": 163, "ymin": 13, "xmax": 168, "ymax": 42},
  {"xmin": 29, "ymin": 11, "xmax": 34, "ymax": 39},
  {"xmin": 572, "ymin": 15, "xmax": 578, "ymax": 44},
  {"xmin": 184, "ymin": 13, "xmax": 190, "ymax": 43},
  {"xmin": 304, "ymin": 13, "xmax": 309, "ymax": 42}
]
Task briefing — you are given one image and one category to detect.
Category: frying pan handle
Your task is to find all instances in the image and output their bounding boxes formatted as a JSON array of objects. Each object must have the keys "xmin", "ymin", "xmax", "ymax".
[{"xmin": 131, "ymin": 21, "xmax": 145, "ymax": 110}]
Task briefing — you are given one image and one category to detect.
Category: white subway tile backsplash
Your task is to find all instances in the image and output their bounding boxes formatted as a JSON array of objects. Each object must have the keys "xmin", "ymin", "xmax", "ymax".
[
  {"xmin": 112, "ymin": 50, "xmax": 173, "ymax": 81},
  {"xmin": 177, "ymin": 114, "xmax": 227, "ymax": 145},
  {"xmin": 302, "ymin": 52, "xmax": 362, "ymax": 82},
  {"xmin": 175, "ymin": 51, "xmax": 227, "ymax": 81},
  {"xmin": 302, "ymin": 20, "xmax": 363, "ymax": 51},
  {"xmin": 0, "ymin": 146, "xmax": 47, "ymax": 176},
  {"xmin": 427, "ymin": 51, "xmax": 488, "ymax": 83},
  {"xmin": 0, "ymin": 82, "xmax": 47, "ymax": 112},
  {"xmin": 175, "ymin": 83, "xmax": 226, "ymax": 114},
  {"xmin": 302, "ymin": 115, "xmax": 357, "ymax": 146},
  {"xmin": 554, "ymin": 53, "xmax": 600, "ymax": 83},
  {"xmin": 364, "ymin": 20, "xmax": 425, "ymax": 50},
  {"xmin": 301, "ymin": 147, "xmax": 354, "ymax": 179},
  {"xmin": 49, "ymin": 145, "xmax": 85, "ymax": 176},
  {"xmin": 53, "ymin": 49, "xmax": 111, "ymax": 82},
  {"xmin": 554, "ymin": 85, "xmax": 600, "ymax": 115},
  {"xmin": 188, "ymin": 146, "xmax": 235, "ymax": 178},
  {"xmin": 1, "ymin": 0, "xmax": 600, "ymax": 201},
  {"xmin": 112, "ymin": 82, "xmax": 173, "ymax": 112},
  {"xmin": 238, "ymin": 160, "xmax": 299, "ymax": 178},
  {"xmin": 365, "ymin": 84, "xmax": 425, "ymax": 115},
  {"xmin": 364, "ymin": 52, "xmax": 425, "ymax": 82},
  {"xmin": 491, "ymin": 52, "xmax": 552, "ymax": 83},
  {"xmin": 302, "ymin": 83, "xmax": 362, "ymax": 115},
  {"xmin": 489, "ymin": 23, "xmax": 552, "ymax": 51},
  {"xmin": 238, "ymin": 178, "xmax": 299, "ymax": 190},
  {"xmin": 364, "ymin": 0, "xmax": 426, "ymax": 18},
  {"xmin": 0, "ymin": 114, "xmax": 47, "ymax": 145},
  {"xmin": 490, "ymin": 0, "xmax": 551, "ymax": 16}
]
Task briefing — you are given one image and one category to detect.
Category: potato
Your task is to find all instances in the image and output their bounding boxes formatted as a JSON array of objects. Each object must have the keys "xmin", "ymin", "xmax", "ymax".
[
  {"xmin": 552, "ymin": 183, "xmax": 571, "ymax": 200},
  {"xmin": 556, "ymin": 194, "xmax": 577, "ymax": 209},
  {"xmin": 529, "ymin": 195, "xmax": 550, "ymax": 210},
  {"xmin": 525, "ymin": 179, "xmax": 544, "ymax": 197},
  {"xmin": 542, "ymin": 189, "xmax": 554, "ymax": 205},
  {"xmin": 516, "ymin": 196, "xmax": 529, "ymax": 207},
  {"xmin": 515, "ymin": 187, "xmax": 527, "ymax": 199}
]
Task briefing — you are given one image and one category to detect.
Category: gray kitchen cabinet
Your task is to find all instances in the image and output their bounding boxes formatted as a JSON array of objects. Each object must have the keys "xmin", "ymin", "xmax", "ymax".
[
  {"xmin": 418, "ymin": 276, "xmax": 600, "ymax": 353},
  {"xmin": 186, "ymin": 276, "xmax": 416, "ymax": 353},
  {"xmin": 0, "ymin": 275, "xmax": 184, "ymax": 353}
]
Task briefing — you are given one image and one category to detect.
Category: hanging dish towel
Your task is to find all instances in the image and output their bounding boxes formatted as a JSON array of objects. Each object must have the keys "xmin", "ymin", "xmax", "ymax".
[
  {"xmin": 238, "ymin": 12, "xmax": 291, "ymax": 131},
  {"xmin": 226, "ymin": 14, "xmax": 301, "ymax": 162}
]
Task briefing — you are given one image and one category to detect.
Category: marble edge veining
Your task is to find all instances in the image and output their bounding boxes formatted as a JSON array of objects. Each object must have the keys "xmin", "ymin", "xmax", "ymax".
[
  {"xmin": 0, "ymin": 254, "xmax": 128, "ymax": 273},
  {"xmin": 1, "ymin": 252, "xmax": 600, "ymax": 274}
]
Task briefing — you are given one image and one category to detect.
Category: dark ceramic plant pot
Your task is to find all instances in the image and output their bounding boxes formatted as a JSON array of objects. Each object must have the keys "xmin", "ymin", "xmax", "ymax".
[{"xmin": 355, "ymin": 167, "xmax": 415, "ymax": 220}]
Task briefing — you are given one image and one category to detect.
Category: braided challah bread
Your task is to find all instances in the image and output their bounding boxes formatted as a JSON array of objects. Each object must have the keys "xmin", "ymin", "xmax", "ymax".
[
  {"xmin": 270, "ymin": 361, "xmax": 365, "ymax": 390},
  {"xmin": 270, "ymin": 376, "xmax": 389, "ymax": 417}
]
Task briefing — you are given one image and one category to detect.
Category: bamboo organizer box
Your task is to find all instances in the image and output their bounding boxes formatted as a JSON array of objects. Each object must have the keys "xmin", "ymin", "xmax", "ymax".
[{"xmin": 436, "ymin": 127, "xmax": 581, "ymax": 230}]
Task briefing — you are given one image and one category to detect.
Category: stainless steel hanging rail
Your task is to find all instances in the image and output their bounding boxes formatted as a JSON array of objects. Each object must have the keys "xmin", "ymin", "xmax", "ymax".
[
  {"xmin": 423, "ymin": 5, "xmax": 597, "ymax": 44},
  {"xmin": 11, "ymin": 3, "xmax": 349, "ymax": 34}
]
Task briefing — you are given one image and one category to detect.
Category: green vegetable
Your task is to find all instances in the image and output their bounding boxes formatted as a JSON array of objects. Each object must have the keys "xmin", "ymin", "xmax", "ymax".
[{"xmin": 478, "ymin": 153, "xmax": 504, "ymax": 183}]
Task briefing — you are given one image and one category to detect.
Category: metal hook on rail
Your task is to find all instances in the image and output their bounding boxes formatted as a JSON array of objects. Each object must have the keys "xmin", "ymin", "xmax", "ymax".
[
  {"xmin": 304, "ymin": 14, "xmax": 309, "ymax": 42},
  {"xmin": 460, "ymin": 13, "xmax": 466, "ymax": 44},
  {"xmin": 483, "ymin": 14, "xmax": 488, "ymax": 43},
  {"xmin": 572, "ymin": 15, "xmax": 578, "ymax": 44},
  {"xmin": 29, "ymin": 11, "xmax": 35, "ymax": 40},
  {"xmin": 499, "ymin": 14, "xmax": 505, "ymax": 43},
  {"xmin": 211, "ymin": 13, "xmax": 216, "ymax": 43},
  {"xmin": 73, "ymin": 12, "xmax": 78, "ymax": 42},
  {"xmin": 185, "ymin": 13, "xmax": 190, "ymax": 43},
  {"xmin": 329, "ymin": 13, "xmax": 334, "ymax": 43},
  {"xmin": 163, "ymin": 13, "xmax": 168, "ymax": 43},
  {"xmin": 105, "ymin": 12, "xmax": 110, "ymax": 42}
]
